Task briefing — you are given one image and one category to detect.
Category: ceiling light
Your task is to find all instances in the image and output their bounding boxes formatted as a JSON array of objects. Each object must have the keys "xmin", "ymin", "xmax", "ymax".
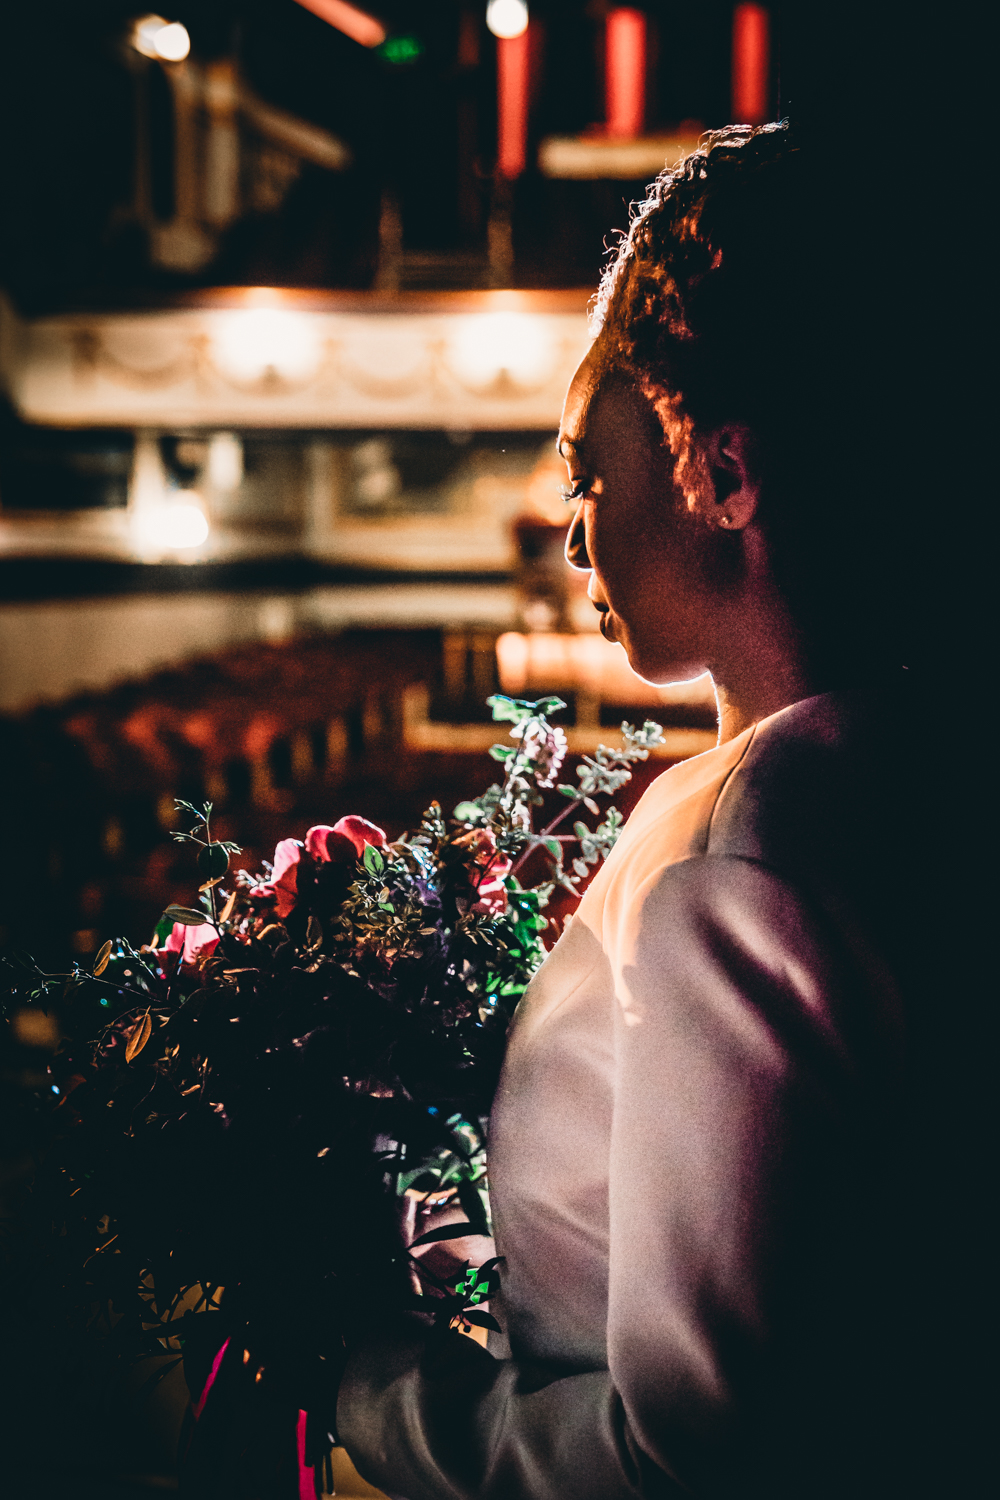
[
  {"xmin": 486, "ymin": 0, "xmax": 528, "ymax": 40},
  {"xmin": 210, "ymin": 307, "xmax": 324, "ymax": 384},
  {"xmin": 134, "ymin": 495, "xmax": 209, "ymax": 552},
  {"xmin": 153, "ymin": 21, "xmax": 191, "ymax": 61},
  {"xmin": 447, "ymin": 311, "xmax": 554, "ymax": 390},
  {"xmin": 131, "ymin": 15, "xmax": 191, "ymax": 62}
]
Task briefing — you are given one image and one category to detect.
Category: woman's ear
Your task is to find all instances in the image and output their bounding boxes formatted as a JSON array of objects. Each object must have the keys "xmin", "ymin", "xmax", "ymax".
[{"xmin": 696, "ymin": 424, "xmax": 762, "ymax": 531}]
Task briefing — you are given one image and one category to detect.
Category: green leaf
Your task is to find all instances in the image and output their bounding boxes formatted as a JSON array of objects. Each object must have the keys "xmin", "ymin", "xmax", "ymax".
[
  {"xmin": 488, "ymin": 744, "xmax": 516, "ymax": 762},
  {"xmin": 557, "ymin": 784, "xmax": 577, "ymax": 798},
  {"xmin": 462, "ymin": 1310, "xmax": 502, "ymax": 1333},
  {"xmin": 153, "ymin": 915, "xmax": 174, "ymax": 946},
  {"xmin": 409, "ymin": 1221, "xmax": 479, "ymax": 1249},
  {"xmin": 544, "ymin": 839, "xmax": 561, "ymax": 858},
  {"xmin": 533, "ymin": 696, "xmax": 567, "ymax": 715},
  {"xmin": 486, "ymin": 695, "xmax": 517, "ymax": 722},
  {"xmin": 162, "ymin": 905, "xmax": 213, "ymax": 927},
  {"xmin": 198, "ymin": 843, "xmax": 229, "ymax": 879},
  {"xmin": 362, "ymin": 845, "xmax": 385, "ymax": 876}
]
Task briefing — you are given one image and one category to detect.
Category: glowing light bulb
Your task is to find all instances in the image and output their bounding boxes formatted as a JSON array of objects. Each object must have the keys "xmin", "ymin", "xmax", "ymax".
[
  {"xmin": 132, "ymin": 15, "xmax": 191, "ymax": 61},
  {"xmin": 154, "ymin": 21, "xmax": 191, "ymax": 61},
  {"xmin": 133, "ymin": 15, "xmax": 168, "ymax": 56},
  {"xmin": 486, "ymin": 0, "xmax": 528, "ymax": 41},
  {"xmin": 135, "ymin": 495, "xmax": 209, "ymax": 552}
]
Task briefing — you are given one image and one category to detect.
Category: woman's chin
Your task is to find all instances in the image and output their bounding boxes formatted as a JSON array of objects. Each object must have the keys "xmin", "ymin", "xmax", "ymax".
[
  {"xmin": 605, "ymin": 615, "xmax": 709, "ymax": 686},
  {"xmin": 623, "ymin": 639, "xmax": 710, "ymax": 689}
]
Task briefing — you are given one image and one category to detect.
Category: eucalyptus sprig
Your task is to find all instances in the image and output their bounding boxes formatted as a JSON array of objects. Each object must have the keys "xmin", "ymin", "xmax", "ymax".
[{"xmin": 457, "ymin": 697, "xmax": 665, "ymax": 898}]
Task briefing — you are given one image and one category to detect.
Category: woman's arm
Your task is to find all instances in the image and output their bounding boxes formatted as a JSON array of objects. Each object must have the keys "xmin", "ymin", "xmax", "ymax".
[{"xmin": 338, "ymin": 1319, "xmax": 671, "ymax": 1500}]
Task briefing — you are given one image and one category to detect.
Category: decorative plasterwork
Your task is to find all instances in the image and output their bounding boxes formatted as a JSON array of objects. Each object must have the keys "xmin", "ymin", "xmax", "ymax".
[{"xmin": 0, "ymin": 291, "xmax": 592, "ymax": 430}]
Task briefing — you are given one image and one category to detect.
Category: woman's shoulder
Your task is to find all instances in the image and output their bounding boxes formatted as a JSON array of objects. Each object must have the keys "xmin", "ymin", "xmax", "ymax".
[
  {"xmin": 580, "ymin": 726, "xmax": 756, "ymax": 927},
  {"xmin": 589, "ymin": 678, "xmax": 934, "ymax": 935},
  {"xmin": 708, "ymin": 682, "xmax": 921, "ymax": 892}
]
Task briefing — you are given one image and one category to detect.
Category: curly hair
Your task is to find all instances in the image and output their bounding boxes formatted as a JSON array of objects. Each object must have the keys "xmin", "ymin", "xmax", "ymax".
[
  {"xmin": 593, "ymin": 122, "xmax": 805, "ymax": 426},
  {"xmin": 590, "ymin": 121, "xmax": 907, "ymax": 669}
]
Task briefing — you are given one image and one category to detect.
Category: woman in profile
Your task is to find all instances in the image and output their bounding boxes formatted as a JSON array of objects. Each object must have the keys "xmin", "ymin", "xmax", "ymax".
[{"xmin": 335, "ymin": 123, "xmax": 972, "ymax": 1499}]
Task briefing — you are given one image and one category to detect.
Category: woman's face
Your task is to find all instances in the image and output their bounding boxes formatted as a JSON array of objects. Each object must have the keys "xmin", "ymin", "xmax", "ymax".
[{"xmin": 558, "ymin": 349, "xmax": 723, "ymax": 685}]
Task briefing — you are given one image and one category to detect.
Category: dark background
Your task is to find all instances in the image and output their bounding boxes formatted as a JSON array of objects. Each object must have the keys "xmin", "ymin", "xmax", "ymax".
[{"xmin": 0, "ymin": 1, "xmax": 886, "ymax": 310}]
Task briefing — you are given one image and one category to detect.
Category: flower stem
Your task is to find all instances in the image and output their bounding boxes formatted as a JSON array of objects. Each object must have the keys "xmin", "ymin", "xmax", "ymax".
[{"xmin": 510, "ymin": 796, "xmax": 586, "ymax": 877}]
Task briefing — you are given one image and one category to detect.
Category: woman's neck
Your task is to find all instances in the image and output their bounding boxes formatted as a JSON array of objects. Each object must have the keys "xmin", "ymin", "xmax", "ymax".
[
  {"xmin": 708, "ymin": 565, "xmax": 822, "ymax": 744},
  {"xmin": 712, "ymin": 665, "xmax": 817, "ymax": 744}
]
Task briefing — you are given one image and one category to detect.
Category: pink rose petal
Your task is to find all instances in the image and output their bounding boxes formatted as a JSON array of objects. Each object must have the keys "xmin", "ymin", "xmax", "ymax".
[
  {"xmin": 164, "ymin": 921, "xmax": 220, "ymax": 967},
  {"xmin": 331, "ymin": 816, "xmax": 388, "ymax": 858},
  {"xmin": 305, "ymin": 825, "xmax": 360, "ymax": 864}
]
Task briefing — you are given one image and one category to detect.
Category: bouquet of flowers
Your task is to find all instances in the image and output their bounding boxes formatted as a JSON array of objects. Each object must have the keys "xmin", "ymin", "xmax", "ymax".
[{"xmin": 2, "ymin": 695, "xmax": 664, "ymax": 1487}]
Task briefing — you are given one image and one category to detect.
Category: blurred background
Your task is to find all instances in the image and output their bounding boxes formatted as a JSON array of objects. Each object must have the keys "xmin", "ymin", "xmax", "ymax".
[
  {"xmin": 0, "ymin": 2, "xmax": 973, "ymax": 1494},
  {"xmin": 0, "ymin": 0, "xmax": 777, "ymax": 973}
]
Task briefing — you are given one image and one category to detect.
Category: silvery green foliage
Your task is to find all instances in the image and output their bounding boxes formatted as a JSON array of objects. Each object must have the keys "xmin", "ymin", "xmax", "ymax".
[{"xmin": 455, "ymin": 698, "xmax": 665, "ymax": 898}]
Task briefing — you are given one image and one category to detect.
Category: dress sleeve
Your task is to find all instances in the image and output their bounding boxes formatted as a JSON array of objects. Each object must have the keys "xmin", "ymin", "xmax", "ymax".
[{"xmin": 337, "ymin": 855, "xmax": 897, "ymax": 1500}]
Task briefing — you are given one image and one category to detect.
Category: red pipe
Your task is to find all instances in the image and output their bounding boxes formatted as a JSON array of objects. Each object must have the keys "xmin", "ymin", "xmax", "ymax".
[
  {"xmin": 497, "ymin": 30, "xmax": 530, "ymax": 178},
  {"xmin": 605, "ymin": 9, "xmax": 647, "ymax": 140},
  {"xmin": 731, "ymin": 4, "xmax": 770, "ymax": 125}
]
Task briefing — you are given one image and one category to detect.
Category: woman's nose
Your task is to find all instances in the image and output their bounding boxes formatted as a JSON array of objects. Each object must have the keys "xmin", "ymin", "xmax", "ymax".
[{"xmin": 564, "ymin": 504, "xmax": 591, "ymax": 571}]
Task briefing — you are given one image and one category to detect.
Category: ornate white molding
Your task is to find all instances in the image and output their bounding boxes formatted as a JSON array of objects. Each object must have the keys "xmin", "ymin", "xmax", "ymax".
[{"xmin": 1, "ymin": 291, "xmax": 592, "ymax": 430}]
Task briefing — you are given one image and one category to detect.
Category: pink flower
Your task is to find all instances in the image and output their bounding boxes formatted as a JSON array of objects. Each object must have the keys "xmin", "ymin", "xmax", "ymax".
[
  {"xmin": 249, "ymin": 838, "xmax": 304, "ymax": 919},
  {"xmin": 455, "ymin": 829, "xmax": 511, "ymax": 915},
  {"xmin": 265, "ymin": 838, "xmax": 305, "ymax": 920},
  {"xmin": 306, "ymin": 816, "xmax": 387, "ymax": 864},
  {"xmin": 472, "ymin": 872, "xmax": 510, "ymax": 915},
  {"xmin": 252, "ymin": 818, "xmax": 388, "ymax": 919},
  {"xmin": 163, "ymin": 921, "xmax": 219, "ymax": 968}
]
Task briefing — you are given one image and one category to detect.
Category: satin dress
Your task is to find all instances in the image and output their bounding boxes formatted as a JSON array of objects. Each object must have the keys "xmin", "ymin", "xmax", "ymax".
[{"xmin": 338, "ymin": 686, "xmax": 969, "ymax": 1499}]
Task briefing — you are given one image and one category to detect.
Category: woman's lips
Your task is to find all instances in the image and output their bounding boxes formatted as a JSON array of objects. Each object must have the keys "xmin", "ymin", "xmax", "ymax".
[{"xmin": 597, "ymin": 608, "xmax": 615, "ymax": 641}]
